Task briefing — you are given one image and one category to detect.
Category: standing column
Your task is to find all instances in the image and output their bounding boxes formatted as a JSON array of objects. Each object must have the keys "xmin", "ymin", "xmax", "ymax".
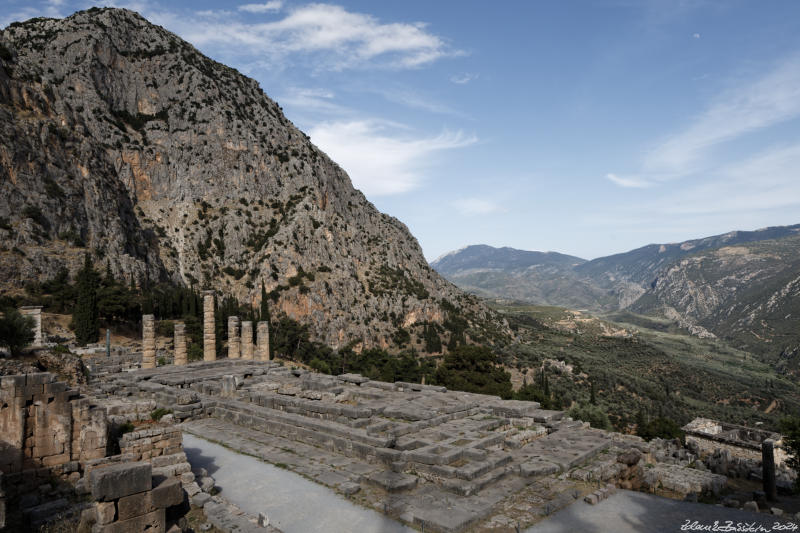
[
  {"xmin": 228, "ymin": 316, "xmax": 241, "ymax": 359},
  {"xmin": 763, "ymin": 439, "xmax": 778, "ymax": 502},
  {"xmin": 20, "ymin": 306, "xmax": 43, "ymax": 346},
  {"xmin": 241, "ymin": 321, "xmax": 254, "ymax": 360},
  {"xmin": 257, "ymin": 321, "xmax": 270, "ymax": 361},
  {"xmin": 142, "ymin": 314, "xmax": 156, "ymax": 369},
  {"xmin": 174, "ymin": 322, "xmax": 187, "ymax": 366},
  {"xmin": 202, "ymin": 290, "xmax": 216, "ymax": 362}
]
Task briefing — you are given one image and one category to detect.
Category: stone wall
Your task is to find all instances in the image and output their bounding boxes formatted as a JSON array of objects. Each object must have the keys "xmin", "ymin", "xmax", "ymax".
[
  {"xmin": 80, "ymin": 461, "xmax": 183, "ymax": 533},
  {"xmin": 0, "ymin": 372, "xmax": 107, "ymax": 476},
  {"xmin": 686, "ymin": 435, "xmax": 790, "ymax": 468},
  {"xmin": 119, "ymin": 427, "xmax": 183, "ymax": 462}
]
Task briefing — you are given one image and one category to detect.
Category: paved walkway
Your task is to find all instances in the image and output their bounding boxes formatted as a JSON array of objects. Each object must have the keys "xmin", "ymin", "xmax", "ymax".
[
  {"xmin": 525, "ymin": 489, "xmax": 797, "ymax": 533},
  {"xmin": 183, "ymin": 433, "xmax": 415, "ymax": 533}
]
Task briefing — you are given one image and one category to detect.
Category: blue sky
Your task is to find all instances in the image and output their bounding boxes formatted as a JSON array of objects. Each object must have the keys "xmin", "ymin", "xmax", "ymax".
[{"xmin": 5, "ymin": 1, "xmax": 800, "ymax": 260}]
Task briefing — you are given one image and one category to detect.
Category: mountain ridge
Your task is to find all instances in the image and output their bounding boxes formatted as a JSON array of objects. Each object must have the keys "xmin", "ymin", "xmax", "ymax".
[{"xmin": 432, "ymin": 224, "xmax": 800, "ymax": 370}]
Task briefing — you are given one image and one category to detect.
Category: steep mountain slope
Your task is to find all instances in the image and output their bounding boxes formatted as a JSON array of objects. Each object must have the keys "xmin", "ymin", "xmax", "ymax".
[
  {"xmin": 631, "ymin": 235, "xmax": 800, "ymax": 372},
  {"xmin": 0, "ymin": 8, "xmax": 507, "ymax": 350},
  {"xmin": 575, "ymin": 224, "xmax": 800, "ymax": 306}
]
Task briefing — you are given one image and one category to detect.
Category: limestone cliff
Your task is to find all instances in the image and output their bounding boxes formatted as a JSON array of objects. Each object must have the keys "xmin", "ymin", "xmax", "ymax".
[{"xmin": 0, "ymin": 8, "xmax": 507, "ymax": 349}]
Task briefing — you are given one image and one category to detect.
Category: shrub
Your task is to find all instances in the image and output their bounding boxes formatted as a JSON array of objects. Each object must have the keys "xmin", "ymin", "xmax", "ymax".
[
  {"xmin": 150, "ymin": 408, "xmax": 172, "ymax": 421},
  {"xmin": 567, "ymin": 402, "xmax": 613, "ymax": 431},
  {"xmin": 637, "ymin": 417, "xmax": 684, "ymax": 442},
  {"xmin": 187, "ymin": 343, "xmax": 203, "ymax": 362},
  {"xmin": 0, "ymin": 307, "xmax": 35, "ymax": 355}
]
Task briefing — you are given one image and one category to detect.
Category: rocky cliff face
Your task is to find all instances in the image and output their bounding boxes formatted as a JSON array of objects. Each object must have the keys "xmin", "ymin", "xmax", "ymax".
[
  {"xmin": 0, "ymin": 8, "xmax": 507, "ymax": 349},
  {"xmin": 631, "ymin": 235, "xmax": 800, "ymax": 370}
]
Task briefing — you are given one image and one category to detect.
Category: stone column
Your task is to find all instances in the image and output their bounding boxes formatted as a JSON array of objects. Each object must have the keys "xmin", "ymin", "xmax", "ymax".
[
  {"xmin": 762, "ymin": 439, "xmax": 777, "ymax": 501},
  {"xmin": 257, "ymin": 321, "xmax": 270, "ymax": 361},
  {"xmin": 202, "ymin": 290, "xmax": 216, "ymax": 362},
  {"xmin": 228, "ymin": 316, "xmax": 241, "ymax": 359},
  {"xmin": 241, "ymin": 321, "xmax": 254, "ymax": 360},
  {"xmin": 142, "ymin": 314, "xmax": 156, "ymax": 369},
  {"xmin": 174, "ymin": 322, "xmax": 187, "ymax": 366},
  {"xmin": 20, "ymin": 306, "xmax": 43, "ymax": 347}
]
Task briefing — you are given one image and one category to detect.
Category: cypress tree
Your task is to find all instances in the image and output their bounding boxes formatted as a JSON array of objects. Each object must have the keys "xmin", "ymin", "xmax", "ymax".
[
  {"xmin": 74, "ymin": 254, "xmax": 99, "ymax": 345},
  {"xmin": 260, "ymin": 281, "xmax": 270, "ymax": 323}
]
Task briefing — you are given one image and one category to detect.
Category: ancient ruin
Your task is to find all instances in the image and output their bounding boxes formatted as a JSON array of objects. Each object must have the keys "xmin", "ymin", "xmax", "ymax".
[
  {"xmin": 174, "ymin": 322, "xmax": 187, "ymax": 366},
  {"xmin": 203, "ymin": 291, "xmax": 216, "ymax": 362},
  {"xmin": 241, "ymin": 321, "xmax": 254, "ymax": 360},
  {"xmin": 228, "ymin": 316, "xmax": 241, "ymax": 359},
  {"xmin": 683, "ymin": 418, "xmax": 789, "ymax": 467},
  {"xmin": 18, "ymin": 306, "xmax": 43, "ymax": 347},
  {"xmin": 257, "ymin": 321, "xmax": 270, "ymax": 362},
  {"xmin": 142, "ymin": 314, "xmax": 156, "ymax": 370},
  {"xmin": 1, "ymin": 314, "xmax": 797, "ymax": 532}
]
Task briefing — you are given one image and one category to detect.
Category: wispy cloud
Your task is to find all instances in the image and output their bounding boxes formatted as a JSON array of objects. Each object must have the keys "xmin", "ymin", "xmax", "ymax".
[
  {"xmin": 158, "ymin": 3, "xmax": 459, "ymax": 70},
  {"xmin": 277, "ymin": 87, "xmax": 350, "ymax": 115},
  {"xmin": 607, "ymin": 53, "xmax": 800, "ymax": 190},
  {"xmin": 238, "ymin": 1, "xmax": 282, "ymax": 13},
  {"xmin": 605, "ymin": 173, "xmax": 652, "ymax": 188},
  {"xmin": 644, "ymin": 54, "xmax": 800, "ymax": 175},
  {"xmin": 452, "ymin": 198, "xmax": 505, "ymax": 216},
  {"xmin": 378, "ymin": 89, "xmax": 465, "ymax": 117},
  {"xmin": 660, "ymin": 141, "xmax": 800, "ymax": 215},
  {"xmin": 450, "ymin": 72, "xmax": 478, "ymax": 84},
  {"xmin": 308, "ymin": 120, "xmax": 476, "ymax": 196}
]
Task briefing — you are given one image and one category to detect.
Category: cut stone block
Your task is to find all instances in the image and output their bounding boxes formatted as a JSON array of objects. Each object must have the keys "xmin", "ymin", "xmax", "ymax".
[{"xmin": 90, "ymin": 461, "xmax": 152, "ymax": 501}]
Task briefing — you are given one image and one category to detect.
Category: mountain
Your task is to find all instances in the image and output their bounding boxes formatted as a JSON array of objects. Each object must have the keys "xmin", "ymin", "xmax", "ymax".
[
  {"xmin": 433, "ymin": 226, "xmax": 800, "ymax": 371},
  {"xmin": 630, "ymin": 234, "xmax": 800, "ymax": 372},
  {"xmin": 0, "ymin": 8, "xmax": 507, "ymax": 350},
  {"xmin": 430, "ymin": 245, "xmax": 611, "ymax": 310}
]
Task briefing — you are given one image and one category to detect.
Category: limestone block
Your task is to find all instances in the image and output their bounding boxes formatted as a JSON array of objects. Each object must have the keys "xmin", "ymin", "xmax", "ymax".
[
  {"xmin": 151, "ymin": 477, "xmax": 183, "ymax": 508},
  {"xmin": 93, "ymin": 508, "xmax": 164, "ymax": 533},
  {"xmin": 90, "ymin": 462, "xmax": 152, "ymax": 501},
  {"xmin": 95, "ymin": 501, "xmax": 116, "ymax": 525},
  {"xmin": 117, "ymin": 491, "xmax": 153, "ymax": 521}
]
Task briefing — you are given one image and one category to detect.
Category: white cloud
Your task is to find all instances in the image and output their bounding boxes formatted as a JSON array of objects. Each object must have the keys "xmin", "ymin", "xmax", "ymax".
[
  {"xmin": 378, "ymin": 89, "xmax": 465, "ymax": 117},
  {"xmin": 308, "ymin": 120, "xmax": 476, "ymax": 196},
  {"xmin": 278, "ymin": 87, "xmax": 350, "ymax": 115},
  {"xmin": 692, "ymin": 32, "xmax": 701, "ymax": 39},
  {"xmin": 452, "ymin": 198, "xmax": 505, "ymax": 216},
  {"xmin": 605, "ymin": 173, "xmax": 652, "ymax": 188},
  {"xmin": 661, "ymin": 142, "xmax": 800, "ymax": 215},
  {"xmin": 238, "ymin": 2, "xmax": 282, "ymax": 13},
  {"xmin": 167, "ymin": 3, "xmax": 457, "ymax": 70},
  {"xmin": 450, "ymin": 72, "xmax": 478, "ymax": 84},
  {"xmin": 644, "ymin": 54, "xmax": 800, "ymax": 175}
]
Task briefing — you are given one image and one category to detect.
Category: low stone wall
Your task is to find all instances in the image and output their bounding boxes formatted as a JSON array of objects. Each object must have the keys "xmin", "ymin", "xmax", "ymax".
[
  {"xmin": 686, "ymin": 434, "xmax": 789, "ymax": 468},
  {"xmin": 120, "ymin": 427, "xmax": 184, "ymax": 462}
]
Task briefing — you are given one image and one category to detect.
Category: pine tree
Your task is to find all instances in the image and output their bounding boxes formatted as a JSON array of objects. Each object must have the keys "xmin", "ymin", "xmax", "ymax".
[
  {"xmin": 590, "ymin": 380, "xmax": 597, "ymax": 405},
  {"xmin": 74, "ymin": 254, "xmax": 99, "ymax": 345}
]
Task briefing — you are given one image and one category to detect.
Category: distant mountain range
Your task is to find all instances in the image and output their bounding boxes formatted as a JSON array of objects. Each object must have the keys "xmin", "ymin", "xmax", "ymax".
[{"xmin": 431, "ymin": 225, "xmax": 800, "ymax": 371}]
